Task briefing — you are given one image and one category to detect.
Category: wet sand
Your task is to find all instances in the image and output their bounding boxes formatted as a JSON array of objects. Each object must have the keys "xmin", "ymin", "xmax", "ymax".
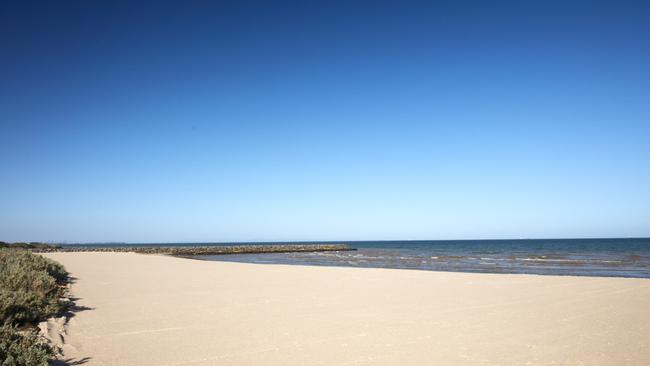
[{"xmin": 43, "ymin": 252, "xmax": 650, "ymax": 365}]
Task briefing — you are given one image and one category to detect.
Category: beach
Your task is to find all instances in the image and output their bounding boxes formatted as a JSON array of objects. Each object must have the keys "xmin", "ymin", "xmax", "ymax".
[{"xmin": 43, "ymin": 252, "xmax": 650, "ymax": 366}]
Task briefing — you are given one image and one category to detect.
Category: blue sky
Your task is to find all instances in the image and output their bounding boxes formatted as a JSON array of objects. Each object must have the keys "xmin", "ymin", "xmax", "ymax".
[{"xmin": 1, "ymin": 1, "xmax": 649, "ymax": 242}]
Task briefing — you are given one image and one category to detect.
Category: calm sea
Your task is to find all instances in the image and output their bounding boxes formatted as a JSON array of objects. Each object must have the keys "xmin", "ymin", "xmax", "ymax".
[{"xmin": 192, "ymin": 238, "xmax": 650, "ymax": 278}]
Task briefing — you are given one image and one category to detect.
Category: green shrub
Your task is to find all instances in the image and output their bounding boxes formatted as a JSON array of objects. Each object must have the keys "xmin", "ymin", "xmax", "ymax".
[
  {"xmin": 0, "ymin": 249, "xmax": 69, "ymax": 365},
  {"xmin": 0, "ymin": 249, "xmax": 68, "ymax": 286},
  {"xmin": 0, "ymin": 249, "xmax": 69, "ymax": 326},
  {"xmin": 0, "ymin": 290, "xmax": 43, "ymax": 326},
  {"xmin": 0, "ymin": 324, "xmax": 54, "ymax": 366}
]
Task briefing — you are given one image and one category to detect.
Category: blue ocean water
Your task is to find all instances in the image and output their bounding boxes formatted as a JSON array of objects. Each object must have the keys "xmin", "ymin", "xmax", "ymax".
[{"xmin": 193, "ymin": 238, "xmax": 650, "ymax": 278}]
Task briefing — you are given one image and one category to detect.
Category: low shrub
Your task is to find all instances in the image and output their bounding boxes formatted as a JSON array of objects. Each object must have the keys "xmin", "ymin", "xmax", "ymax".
[
  {"xmin": 0, "ymin": 324, "xmax": 54, "ymax": 366},
  {"xmin": 0, "ymin": 249, "xmax": 69, "ymax": 365},
  {"xmin": 0, "ymin": 249, "xmax": 69, "ymax": 326}
]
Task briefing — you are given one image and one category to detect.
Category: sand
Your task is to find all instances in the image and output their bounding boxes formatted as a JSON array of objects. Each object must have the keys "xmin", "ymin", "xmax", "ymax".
[{"xmin": 42, "ymin": 252, "xmax": 650, "ymax": 366}]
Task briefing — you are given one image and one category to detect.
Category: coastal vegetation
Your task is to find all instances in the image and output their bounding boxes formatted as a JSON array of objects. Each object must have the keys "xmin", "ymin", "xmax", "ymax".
[
  {"xmin": 0, "ymin": 242, "xmax": 61, "ymax": 251},
  {"xmin": 0, "ymin": 248, "xmax": 69, "ymax": 366}
]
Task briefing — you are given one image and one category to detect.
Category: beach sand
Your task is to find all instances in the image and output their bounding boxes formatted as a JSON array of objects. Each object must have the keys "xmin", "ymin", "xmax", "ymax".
[{"xmin": 43, "ymin": 252, "xmax": 650, "ymax": 365}]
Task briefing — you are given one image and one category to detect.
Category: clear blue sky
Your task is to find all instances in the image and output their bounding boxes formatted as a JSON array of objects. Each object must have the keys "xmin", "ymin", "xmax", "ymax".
[{"xmin": 1, "ymin": 1, "xmax": 649, "ymax": 243}]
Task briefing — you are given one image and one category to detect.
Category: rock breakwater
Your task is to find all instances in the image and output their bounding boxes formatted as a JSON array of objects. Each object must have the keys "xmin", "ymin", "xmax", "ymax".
[{"xmin": 32, "ymin": 244, "xmax": 354, "ymax": 256}]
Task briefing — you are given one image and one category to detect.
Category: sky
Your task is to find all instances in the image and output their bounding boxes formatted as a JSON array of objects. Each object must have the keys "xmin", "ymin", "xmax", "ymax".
[{"xmin": 1, "ymin": 1, "xmax": 649, "ymax": 243}]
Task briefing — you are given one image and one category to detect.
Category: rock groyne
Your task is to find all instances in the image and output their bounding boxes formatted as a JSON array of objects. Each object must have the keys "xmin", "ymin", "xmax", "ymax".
[{"xmin": 32, "ymin": 244, "xmax": 354, "ymax": 256}]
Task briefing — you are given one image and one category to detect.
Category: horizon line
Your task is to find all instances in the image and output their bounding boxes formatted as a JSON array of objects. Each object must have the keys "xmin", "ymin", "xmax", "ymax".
[{"xmin": 14, "ymin": 236, "xmax": 650, "ymax": 245}]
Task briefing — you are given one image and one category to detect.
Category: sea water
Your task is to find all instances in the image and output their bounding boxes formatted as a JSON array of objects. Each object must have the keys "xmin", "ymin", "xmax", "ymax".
[{"xmin": 196, "ymin": 238, "xmax": 650, "ymax": 278}]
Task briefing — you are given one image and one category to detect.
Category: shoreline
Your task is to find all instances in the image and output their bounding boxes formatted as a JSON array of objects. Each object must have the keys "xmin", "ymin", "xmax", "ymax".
[
  {"xmin": 44, "ymin": 252, "xmax": 650, "ymax": 365},
  {"xmin": 194, "ymin": 255, "xmax": 650, "ymax": 279},
  {"xmin": 21, "ymin": 238, "xmax": 650, "ymax": 279}
]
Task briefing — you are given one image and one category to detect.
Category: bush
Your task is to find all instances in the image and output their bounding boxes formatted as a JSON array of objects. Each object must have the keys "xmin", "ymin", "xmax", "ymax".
[
  {"xmin": 0, "ymin": 249, "xmax": 69, "ymax": 326},
  {"xmin": 0, "ymin": 249, "xmax": 68, "ymax": 365},
  {"xmin": 0, "ymin": 324, "xmax": 54, "ymax": 366},
  {"xmin": 0, "ymin": 290, "xmax": 44, "ymax": 327}
]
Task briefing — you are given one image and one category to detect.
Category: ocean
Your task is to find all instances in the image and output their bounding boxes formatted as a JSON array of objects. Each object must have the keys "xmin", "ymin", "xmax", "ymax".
[{"xmin": 194, "ymin": 238, "xmax": 650, "ymax": 278}]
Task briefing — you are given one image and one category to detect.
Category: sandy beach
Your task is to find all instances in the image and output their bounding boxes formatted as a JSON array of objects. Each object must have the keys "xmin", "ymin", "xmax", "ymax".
[{"xmin": 43, "ymin": 252, "xmax": 650, "ymax": 366}]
